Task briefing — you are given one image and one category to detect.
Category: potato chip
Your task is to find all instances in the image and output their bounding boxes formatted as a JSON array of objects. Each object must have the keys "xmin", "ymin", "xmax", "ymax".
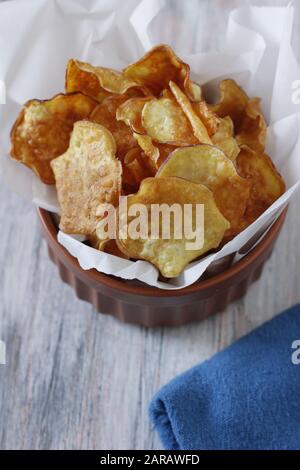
[
  {"xmin": 90, "ymin": 94, "xmax": 138, "ymax": 160},
  {"xmin": 236, "ymin": 145, "xmax": 285, "ymax": 227},
  {"xmin": 101, "ymin": 239, "xmax": 129, "ymax": 258},
  {"xmin": 10, "ymin": 93, "xmax": 97, "ymax": 184},
  {"xmin": 88, "ymin": 213, "xmax": 129, "ymax": 259},
  {"xmin": 134, "ymin": 134, "xmax": 176, "ymax": 171},
  {"xmin": 163, "ymin": 81, "xmax": 202, "ymax": 102},
  {"xmin": 122, "ymin": 147, "xmax": 152, "ymax": 191},
  {"xmin": 123, "ymin": 44, "xmax": 200, "ymax": 101},
  {"xmin": 193, "ymin": 100, "xmax": 220, "ymax": 136},
  {"xmin": 169, "ymin": 81, "xmax": 212, "ymax": 144},
  {"xmin": 9, "ymin": 46, "xmax": 287, "ymax": 278},
  {"xmin": 236, "ymin": 98, "xmax": 267, "ymax": 153},
  {"xmin": 210, "ymin": 79, "xmax": 249, "ymax": 129},
  {"xmin": 116, "ymin": 177, "xmax": 229, "ymax": 277},
  {"xmin": 116, "ymin": 95, "xmax": 182, "ymax": 167},
  {"xmin": 133, "ymin": 133, "xmax": 160, "ymax": 173},
  {"xmin": 161, "ymin": 88, "xmax": 174, "ymax": 99},
  {"xmin": 116, "ymin": 96, "xmax": 152, "ymax": 133},
  {"xmin": 156, "ymin": 143, "xmax": 176, "ymax": 167},
  {"xmin": 142, "ymin": 96, "xmax": 198, "ymax": 146},
  {"xmin": 157, "ymin": 145, "xmax": 251, "ymax": 238},
  {"xmin": 211, "ymin": 116, "xmax": 240, "ymax": 161},
  {"xmin": 122, "ymin": 148, "xmax": 141, "ymax": 189},
  {"xmin": 90, "ymin": 237, "xmax": 129, "ymax": 259},
  {"xmin": 51, "ymin": 121, "xmax": 122, "ymax": 236},
  {"xmin": 189, "ymin": 81, "xmax": 202, "ymax": 102},
  {"xmin": 66, "ymin": 59, "xmax": 147, "ymax": 102}
]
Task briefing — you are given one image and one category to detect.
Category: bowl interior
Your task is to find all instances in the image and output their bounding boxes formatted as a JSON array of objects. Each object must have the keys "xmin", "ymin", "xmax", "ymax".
[{"xmin": 38, "ymin": 208, "xmax": 287, "ymax": 297}]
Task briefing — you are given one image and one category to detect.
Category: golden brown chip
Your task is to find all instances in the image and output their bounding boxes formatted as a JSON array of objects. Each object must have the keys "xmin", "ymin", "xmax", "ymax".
[
  {"xmin": 88, "ymin": 215, "xmax": 129, "ymax": 258},
  {"xmin": 66, "ymin": 59, "xmax": 148, "ymax": 102},
  {"xmin": 210, "ymin": 80, "xmax": 267, "ymax": 153},
  {"xmin": 116, "ymin": 177, "xmax": 230, "ymax": 278},
  {"xmin": 51, "ymin": 121, "xmax": 122, "ymax": 237},
  {"xmin": 102, "ymin": 239, "xmax": 129, "ymax": 258},
  {"xmin": 116, "ymin": 96, "xmax": 178, "ymax": 169},
  {"xmin": 236, "ymin": 145, "xmax": 285, "ymax": 228},
  {"xmin": 193, "ymin": 100, "xmax": 220, "ymax": 136},
  {"xmin": 161, "ymin": 88, "xmax": 174, "ymax": 99},
  {"xmin": 169, "ymin": 81, "xmax": 212, "ymax": 145},
  {"xmin": 209, "ymin": 79, "xmax": 249, "ymax": 129},
  {"xmin": 122, "ymin": 147, "xmax": 153, "ymax": 191},
  {"xmin": 116, "ymin": 96, "xmax": 152, "ymax": 134},
  {"xmin": 90, "ymin": 94, "xmax": 138, "ymax": 160},
  {"xmin": 211, "ymin": 116, "xmax": 240, "ymax": 161},
  {"xmin": 90, "ymin": 237, "xmax": 129, "ymax": 259},
  {"xmin": 163, "ymin": 84, "xmax": 201, "ymax": 102},
  {"xmin": 123, "ymin": 44, "xmax": 201, "ymax": 101},
  {"xmin": 189, "ymin": 81, "xmax": 202, "ymax": 102},
  {"xmin": 156, "ymin": 143, "xmax": 177, "ymax": 168},
  {"xmin": 122, "ymin": 148, "xmax": 141, "ymax": 189},
  {"xmin": 10, "ymin": 93, "xmax": 97, "ymax": 184},
  {"xmin": 157, "ymin": 145, "xmax": 251, "ymax": 239},
  {"xmin": 141, "ymin": 96, "xmax": 198, "ymax": 146},
  {"xmin": 236, "ymin": 98, "xmax": 267, "ymax": 153},
  {"xmin": 133, "ymin": 134, "xmax": 176, "ymax": 171},
  {"xmin": 133, "ymin": 133, "xmax": 160, "ymax": 173}
]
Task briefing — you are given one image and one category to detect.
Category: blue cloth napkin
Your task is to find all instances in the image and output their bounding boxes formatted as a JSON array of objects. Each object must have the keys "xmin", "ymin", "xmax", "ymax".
[{"xmin": 149, "ymin": 304, "xmax": 300, "ymax": 450}]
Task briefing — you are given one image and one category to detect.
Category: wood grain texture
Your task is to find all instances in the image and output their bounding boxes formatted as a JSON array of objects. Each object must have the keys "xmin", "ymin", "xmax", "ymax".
[{"xmin": 0, "ymin": 0, "xmax": 300, "ymax": 450}]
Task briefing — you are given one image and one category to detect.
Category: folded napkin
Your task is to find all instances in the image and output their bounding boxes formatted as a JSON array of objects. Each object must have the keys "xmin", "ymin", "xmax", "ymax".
[{"xmin": 149, "ymin": 304, "xmax": 300, "ymax": 450}]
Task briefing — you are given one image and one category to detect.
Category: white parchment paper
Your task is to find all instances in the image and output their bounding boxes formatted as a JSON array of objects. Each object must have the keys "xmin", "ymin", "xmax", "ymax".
[{"xmin": 0, "ymin": 0, "xmax": 300, "ymax": 289}]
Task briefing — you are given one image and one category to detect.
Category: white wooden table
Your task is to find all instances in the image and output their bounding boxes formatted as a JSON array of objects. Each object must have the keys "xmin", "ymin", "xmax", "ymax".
[{"xmin": 0, "ymin": 0, "xmax": 299, "ymax": 450}]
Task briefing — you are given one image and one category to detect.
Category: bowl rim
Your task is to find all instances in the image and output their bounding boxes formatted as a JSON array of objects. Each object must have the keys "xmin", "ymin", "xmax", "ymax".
[{"xmin": 38, "ymin": 207, "xmax": 287, "ymax": 297}]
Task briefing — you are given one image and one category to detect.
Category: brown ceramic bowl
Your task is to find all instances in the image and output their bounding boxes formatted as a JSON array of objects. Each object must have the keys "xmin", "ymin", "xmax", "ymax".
[{"xmin": 38, "ymin": 208, "xmax": 287, "ymax": 327}]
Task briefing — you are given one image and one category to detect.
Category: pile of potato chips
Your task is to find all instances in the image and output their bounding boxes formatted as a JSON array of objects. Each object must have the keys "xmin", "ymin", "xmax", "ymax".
[{"xmin": 10, "ymin": 45, "xmax": 286, "ymax": 278}]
